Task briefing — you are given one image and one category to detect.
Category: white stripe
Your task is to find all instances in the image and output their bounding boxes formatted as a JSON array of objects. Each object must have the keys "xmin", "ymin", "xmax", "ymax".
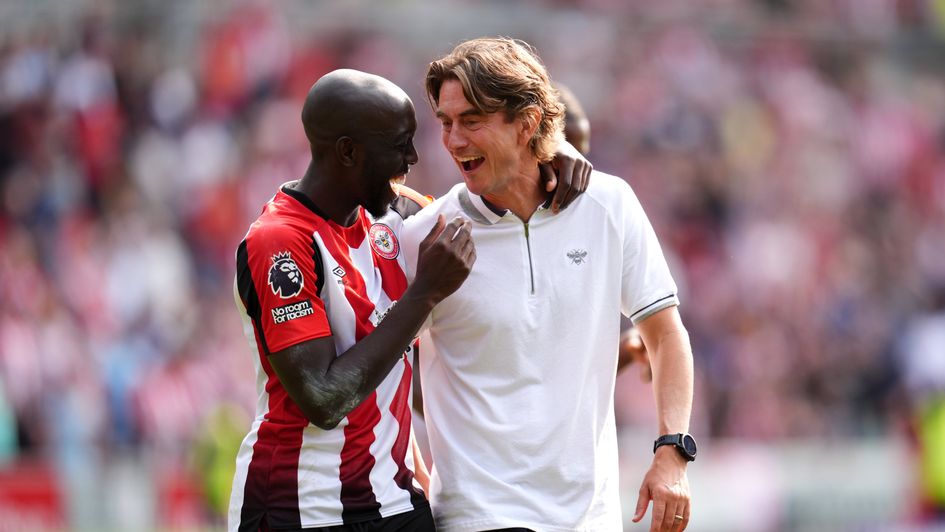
[
  {"xmin": 295, "ymin": 234, "xmax": 353, "ymax": 526},
  {"xmin": 348, "ymin": 230, "xmax": 414, "ymax": 515},
  {"xmin": 296, "ymin": 228, "xmax": 416, "ymax": 524},
  {"xmin": 228, "ymin": 418, "xmax": 261, "ymax": 532},
  {"xmin": 228, "ymin": 278, "xmax": 268, "ymax": 531},
  {"xmin": 369, "ymin": 361, "xmax": 409, "ymax": 516},
  {"xmin": 297, "ymin": 424, "xmax": 346, "ymax": 527}
]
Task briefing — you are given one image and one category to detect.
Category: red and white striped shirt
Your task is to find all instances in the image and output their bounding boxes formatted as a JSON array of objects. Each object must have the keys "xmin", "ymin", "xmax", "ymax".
[{"xmin": 228, "ymin": 183, "xmax": 427, "ymax": 530}]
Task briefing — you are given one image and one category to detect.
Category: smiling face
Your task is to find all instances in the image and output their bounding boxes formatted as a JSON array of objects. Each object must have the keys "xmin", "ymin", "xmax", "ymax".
[
  {"xmin": 435, "ymin": 79, "xmax": 532, "ymax": 198},
  {"xmin": 358, "ymin": 100, "xmax": 419, "ymax": 217}
]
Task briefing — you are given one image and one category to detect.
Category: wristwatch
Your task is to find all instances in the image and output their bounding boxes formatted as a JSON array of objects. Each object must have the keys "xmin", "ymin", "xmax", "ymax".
[{"xmin": 653, "ymin": 433, "xmax": 697, "ymax": 462}]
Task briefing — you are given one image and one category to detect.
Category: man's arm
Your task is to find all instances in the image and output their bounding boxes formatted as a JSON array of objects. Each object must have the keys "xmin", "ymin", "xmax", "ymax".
[
  {"xmin": 619, "ymin": 326, "xmax": 652, "ymax": 381},
  {"xmin": 631, "ymin": 305, "xmax": 694, "ymax": 532},
  {"xmin": 270, "ymin": 216, "xmax": 475, "ymax": 430},
  {"xmin": 411, "ymin": 437, "xmax": 431, "ymax": 493}
]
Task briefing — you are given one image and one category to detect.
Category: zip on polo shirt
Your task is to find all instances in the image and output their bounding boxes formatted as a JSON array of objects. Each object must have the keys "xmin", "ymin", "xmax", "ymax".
[
  {"xmin": 523, "ymin": 220, "xmax": 535, "ymax": 294},
  {"xmin": 458, "ymin": 187, "xmax": 552, "ymax": 296}
]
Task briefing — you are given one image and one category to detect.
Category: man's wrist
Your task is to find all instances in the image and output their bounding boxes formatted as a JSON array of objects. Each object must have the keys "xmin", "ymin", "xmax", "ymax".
[
  {"xmin": 653, "ymin": 432, "xmax": 697, "ymax": 462},
  {"xmin": 401, "ymin": 285, "xmax": 439, "ymax": 313}
]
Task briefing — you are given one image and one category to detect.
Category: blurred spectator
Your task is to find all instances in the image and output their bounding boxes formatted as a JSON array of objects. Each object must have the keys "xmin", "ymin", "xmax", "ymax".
[{"xmin": 0, "ymin": 0, "xmax": 943, "ymax": 528}]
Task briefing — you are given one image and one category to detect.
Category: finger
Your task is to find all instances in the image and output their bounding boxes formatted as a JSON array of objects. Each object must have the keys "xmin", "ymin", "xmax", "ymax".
[
  {"xmin": 668, "ymin": 505, "xmax": 686, "ymax": 532},
  {"xmin": 459, "ymin": 227, "xmax": 475, "ymax": 251},
  {"xmin": 650, "ymin": 500, "xmax": 668, "ymax": 532},
  {"xmin": 462, "ymin": 239, "xmax": 477, "ymax": 265},
  {"xmin": 551, "ymin": 166, "xmax": 573, "ymax": 213},
  {"xmin": 439, "ymin": 217, "xmax": 466, "ymax": 243},
  {"xmin": 572, "ymin": 161, "xmax": 589, "ymax": 196},
  {"xmin": 557, "ymin": 182, "xmax": 577, "ymax": 211},
  {"xmin": 539, "ymin": 163, "xmax": 557, "ymax": 193},
  {"xmin": 679, "ymin": 505, "xmax": 690, "ymax": 531},
  {"xmin": 450, "ymin": 219, "xmax": 471, "ymax": 241},
  {"xmin": 558, "ymin": 162, "xmax": 585, "ymax": 211},
  {"xmin": 632, "ymin": 485, "xmax": 650, "ymax": 523},
  {"xmin": 420, "ymin": 215, "xmax": 446, "ymax": 247}
]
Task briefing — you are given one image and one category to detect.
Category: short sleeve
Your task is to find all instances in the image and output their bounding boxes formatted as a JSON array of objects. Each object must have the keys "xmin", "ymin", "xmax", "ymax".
[
  {"xmin": 618, "ymin": 182, "xmax": 679, "ymax": 323},
  {"xmin": 237, "ymin": 222, "xmax": 332, "ymax": 354}
]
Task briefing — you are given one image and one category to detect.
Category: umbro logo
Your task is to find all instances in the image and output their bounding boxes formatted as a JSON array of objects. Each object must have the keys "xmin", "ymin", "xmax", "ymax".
[
  {"xmin": 567, "ymin": 249, "xmax": 588, "ymax": 265},
  {"xmin": 332, "ymin": 266, "xmax": 346, "ymax": 278}
]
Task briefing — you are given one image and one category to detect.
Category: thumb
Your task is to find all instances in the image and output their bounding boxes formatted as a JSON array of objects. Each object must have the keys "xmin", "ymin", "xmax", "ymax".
[
  {"xmin": 540, "ymin": 163, "xmax": 557, "ymax": 192},
  {"xmin": 632, "ymin": 486, "xmax": 651, "ymax": 522},
  {"xmin": 420, "ymin": 215, "xmax": 446, "ymax": 247}
]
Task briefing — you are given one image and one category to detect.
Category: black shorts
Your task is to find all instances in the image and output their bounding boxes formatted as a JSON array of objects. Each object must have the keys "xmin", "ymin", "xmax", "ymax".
[{"xmin": 280, "ymin": 506, "xmax": 435, "ymax": 532}]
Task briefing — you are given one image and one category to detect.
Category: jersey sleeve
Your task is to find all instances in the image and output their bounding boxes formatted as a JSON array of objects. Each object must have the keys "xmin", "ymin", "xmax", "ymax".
[
  {"xmin": 237, "ymin": 221, "xmax": 332, "ymax": 354},
  {"xmin": 618, "ymin": 180, "xmax": 680, "ymax": 323}
]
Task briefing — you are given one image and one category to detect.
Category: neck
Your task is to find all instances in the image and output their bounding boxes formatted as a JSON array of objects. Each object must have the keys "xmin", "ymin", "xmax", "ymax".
[
  {"xmin": 295, "ymin": 162, "xmax": 360, "ymax": 226},
  {"xmin": 482, "ymin": 165, "xmax": 546, "ymax": 222}
]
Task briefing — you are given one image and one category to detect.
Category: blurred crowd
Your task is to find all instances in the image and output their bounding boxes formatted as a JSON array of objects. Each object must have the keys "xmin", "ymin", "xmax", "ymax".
[{"xmin": 1, "ymin": 0, "xmax": 945, "ymax": 527}]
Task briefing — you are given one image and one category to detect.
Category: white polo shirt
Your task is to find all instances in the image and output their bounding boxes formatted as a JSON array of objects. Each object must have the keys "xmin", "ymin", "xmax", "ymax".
[{"xmin": 401, "ymin": 170, "xmax": 679, "ymax": 532}]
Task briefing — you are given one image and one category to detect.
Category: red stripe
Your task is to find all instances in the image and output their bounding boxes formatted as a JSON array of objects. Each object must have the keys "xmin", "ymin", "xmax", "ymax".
[
  {"xmin": 321, "ymin": 222, "xmax": 385, "ymax": 517},
  {"xmin": 373, "ymin": 247, "xmax": 408, "ymax": 303},
  {"xmin": 339, "ymin": 392, "xmax": 382, "ymax": 517},
  {"xmin": 388, "ymin": 356, "xmax": 418, "ymax": 494},
  {"xmin": 326, "ymin": 224, "xmax": 376, "ymax": 342},
  {"xmin": 241, "ymin": 324, "xmax": 306, "ymax": 529}
]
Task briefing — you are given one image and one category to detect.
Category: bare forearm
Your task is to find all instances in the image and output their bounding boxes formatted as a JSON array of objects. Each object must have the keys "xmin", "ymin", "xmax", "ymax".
[
  {"xmin": 637, "ymin": 307, "xmax": 694, "ymax": 434},
  {"xmin": 273, "ymin": 215, "xmax": 474, "ymax": 430},
  {"xmin": 650, "ymin": 326, "xmax": 693, "ymax": 434},
  {"xmin": 633, "ymin": 307, "xmax": 695, "ymax": 528}
]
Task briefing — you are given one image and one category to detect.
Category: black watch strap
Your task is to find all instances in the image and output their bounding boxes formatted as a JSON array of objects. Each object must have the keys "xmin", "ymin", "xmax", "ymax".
[{"xmin": 653, "ymin": 433, "xmax": 697, "ymax": 462}]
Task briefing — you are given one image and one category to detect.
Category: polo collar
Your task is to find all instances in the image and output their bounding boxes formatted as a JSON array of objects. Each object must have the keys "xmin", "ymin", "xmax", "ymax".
[{"xmin": 458, "ymin": 186, "xmax": 554, "ymax": 225}]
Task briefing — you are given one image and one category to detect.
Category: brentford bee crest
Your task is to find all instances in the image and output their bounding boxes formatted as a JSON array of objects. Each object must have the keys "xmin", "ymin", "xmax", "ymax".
[
  {"xmin": 567, "ymin": 249, "xmax": 588, "ymax": 265},
  {"xmin": 268, "ymin": 251, "xmax": 304, "ymax": 298},
  {"xmin": 369, "ymin": 223, "xmax": 400, "ymax": 260}
]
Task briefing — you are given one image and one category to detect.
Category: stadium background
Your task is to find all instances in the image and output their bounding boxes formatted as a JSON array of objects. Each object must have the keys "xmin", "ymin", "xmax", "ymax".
[{"xmin": 1, "ymin": 0, "xmax": 944, "ymax": 530}]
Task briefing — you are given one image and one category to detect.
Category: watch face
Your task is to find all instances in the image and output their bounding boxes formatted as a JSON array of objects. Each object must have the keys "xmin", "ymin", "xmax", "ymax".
[{"xmin": 682, "ymin": 434, "xmax": 697, "ymax": 456}]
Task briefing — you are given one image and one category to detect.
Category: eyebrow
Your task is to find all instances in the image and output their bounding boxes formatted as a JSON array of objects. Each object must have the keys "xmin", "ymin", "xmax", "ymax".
[{"xmin": 435, "ymin": 108, "xmax": 484, "ymax": 120}]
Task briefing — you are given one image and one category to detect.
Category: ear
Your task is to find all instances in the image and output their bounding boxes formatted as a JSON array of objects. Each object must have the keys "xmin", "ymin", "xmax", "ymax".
[
  {"xmin": 336, "ymin": 136, "xmax": 359, "ymax": 167},
  {"xmin": 518, "ymin": 107, "xmax": 541, "ymax": 144}
]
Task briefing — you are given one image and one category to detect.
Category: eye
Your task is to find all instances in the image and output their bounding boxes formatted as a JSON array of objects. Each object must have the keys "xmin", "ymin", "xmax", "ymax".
[{"xmin": 463, "ymin": 117, "xmax": 486, "ymax": 130}]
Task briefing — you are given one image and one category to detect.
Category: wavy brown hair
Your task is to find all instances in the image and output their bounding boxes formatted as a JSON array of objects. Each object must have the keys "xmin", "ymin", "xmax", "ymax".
[{"xmin": 425, "ymin": 37, "xmax": 564, "ymax": 163}]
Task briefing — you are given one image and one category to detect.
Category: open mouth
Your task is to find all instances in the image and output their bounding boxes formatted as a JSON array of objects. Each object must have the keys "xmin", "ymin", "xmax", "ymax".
[
  {"xmin": 456, "ymin": 155, "xmax": 484, "ymax": 173},
  {"xmin": 390, "ymin": 167, "xmax": 410, "ymax": 185}
]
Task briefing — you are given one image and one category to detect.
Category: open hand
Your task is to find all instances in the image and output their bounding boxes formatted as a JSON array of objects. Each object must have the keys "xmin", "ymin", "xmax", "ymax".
[{"xmin": 540, "ymin": 139, "xmax": 592, "ymax": 213}]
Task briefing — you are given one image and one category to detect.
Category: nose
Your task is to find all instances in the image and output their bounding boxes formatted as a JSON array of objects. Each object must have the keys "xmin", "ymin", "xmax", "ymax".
[
  {"xmin": 406, "ymin": 141, "xmax": 418, "ymax": 166},
  {"xmin": 445, "ymin": 126, "xmax": 467, "ymax": 152}
]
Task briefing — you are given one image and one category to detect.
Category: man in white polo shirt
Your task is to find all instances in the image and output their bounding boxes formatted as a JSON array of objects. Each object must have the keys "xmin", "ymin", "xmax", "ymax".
[{"xmin": 401, "ymin": 38, "xmax": 696, "ymax": 532}]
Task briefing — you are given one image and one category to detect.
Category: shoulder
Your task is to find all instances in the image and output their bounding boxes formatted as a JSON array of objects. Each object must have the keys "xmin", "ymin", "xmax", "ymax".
[
  {"xmin": 405, "ymin": 184, "xmax": 464, "ymax": 225},
  {"xmin": 586, "ymin": 170, "xmax": 632, "ymax": 195},
  {"xmin": 401, "ymin": 184, "xmax": 465, "ymax": 243},
  {"xmin": 246, "ymin": 202, "xmax": 320, "ymax": 251},
  {"xmin": 580, "ymin": 170, "xmax": 638, "ymax": 211},
  {"xmin": 390, "ymin": 183, "xmax": 434, "ymax": 220}
]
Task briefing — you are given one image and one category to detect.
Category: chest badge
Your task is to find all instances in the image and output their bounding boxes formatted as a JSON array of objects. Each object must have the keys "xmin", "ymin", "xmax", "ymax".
[
  {"xmin": 369, "ymin": 223, "xmax": 400, "ymax": 260},
  {"xmin": 567, "ymin": 249, "xmax": 588, "ymax": 265}
]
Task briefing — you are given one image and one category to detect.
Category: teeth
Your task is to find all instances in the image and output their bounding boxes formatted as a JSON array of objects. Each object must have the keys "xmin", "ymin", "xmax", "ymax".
[{"xmin": 456, "ymin": 156, "xmax": 482, "ymax": 162}]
